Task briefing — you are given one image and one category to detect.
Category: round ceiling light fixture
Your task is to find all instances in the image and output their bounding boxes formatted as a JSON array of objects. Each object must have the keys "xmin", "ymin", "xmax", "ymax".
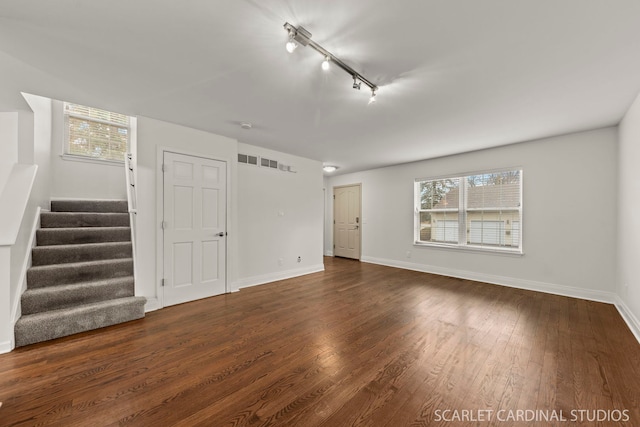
[{"xmin": 323, "ymin": 165, "xmax": 338, "ymax": 173}]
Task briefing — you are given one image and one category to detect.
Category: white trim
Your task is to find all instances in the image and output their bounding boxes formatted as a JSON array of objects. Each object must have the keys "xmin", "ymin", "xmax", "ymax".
[
  {"xmin": 59, "ymin": 154, "xmax": 125, "ymax": 166},
  {"xmin": 361, "ymin": 256, "xmax": 615, "ymax": 303},
  {"xmin": 0, "ymin": 339, "xmax": 11, "ymax": 354},
  {"xmin": 10, "ymin": 208, "xmax": 41, "ymax": 340},
  {"xmin": 614, "ymin": 295, "xmax": 640, "ymax": 344},
  {"xmin": 144, "ymin": 297, "xmax": 161, "ymax": 312},
  {"xmin": 232, "ymin": 264, "xmax": 325, "ymax": 291},
  {"xmin": 324, "ymin": 250, "xmax": 334, "ymax": 256}
]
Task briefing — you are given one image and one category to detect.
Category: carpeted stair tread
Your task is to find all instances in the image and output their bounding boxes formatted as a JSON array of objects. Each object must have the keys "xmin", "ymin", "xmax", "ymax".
[
  {"xmin": 14, "ymin": 198, "xmax": 145, "ymax": 348},
  {"xmin": 14, "ymin": 297, "xmax": 146, "ymax": 347},
  {"xmin": 41, "ymin": 212, "xmax": 130, "ymax": 228},
  {"xmin": 51, "ymin": 200, "xmax": 128, "ymax": 213},
  {"xmin": 37, "ymin": 227, "xmax": 131, "ymax": 245},
  {"xmin": 32, "ymin": 242, "xmax": 133, "ymax": 266},
  {"xmin": 27, "ymin": 258, "xmax": 133, "ymax": 288},
  {"xmin": 21, "ymin": 277, "xmax": 135, "ymax": 315}
]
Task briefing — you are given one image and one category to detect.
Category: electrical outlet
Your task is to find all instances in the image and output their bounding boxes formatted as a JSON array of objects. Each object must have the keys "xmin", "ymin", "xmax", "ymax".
[
  {"xmin": 297, "ymin": 256, "xmax": 301, "ymax": 263},
  {"xmin": 278, "ymin": 258, "xmax": 284, "ymax": 266},
  {"xmin": 406, "ymin": 251, "xmax": 411, "ymax": 259}
]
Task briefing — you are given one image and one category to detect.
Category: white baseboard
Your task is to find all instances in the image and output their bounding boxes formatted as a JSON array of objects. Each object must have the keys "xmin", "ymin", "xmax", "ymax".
[
  {"xmin": 144, "ymin": 297, "xmax": 161, "ymax": 312},
  {"xmin": 614, "ymin": 295, "xmax": 640, "ymax": 344},
  {"xmin": 0, "ymin": 340, "xmax": 12, "ymax": 354},
  {"xmin": 324, "ymin": 250, "xmax": 334, "ymax": 256},
  {"xmin": 232, "ymin": 264, "xmax": 325, "ymax": 291},
  {"xmin": 361, "ymin": 256, "xmax": 616, "ymax": 304}
]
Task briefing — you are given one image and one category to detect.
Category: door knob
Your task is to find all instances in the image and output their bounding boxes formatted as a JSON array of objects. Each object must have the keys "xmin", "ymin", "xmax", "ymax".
[{"xmin": 217, "ymin": 232, "xmax": 225, "ymax": 237}]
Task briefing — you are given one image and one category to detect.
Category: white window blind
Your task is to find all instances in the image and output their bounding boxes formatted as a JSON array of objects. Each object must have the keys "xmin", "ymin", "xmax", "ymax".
[
  {"xmin": 415, "ymin": 169, "xmax": 522, "ymax": 252},
  {"xmin": 64, "ymin": 102, "xmax": 130, "ymax": 162}
]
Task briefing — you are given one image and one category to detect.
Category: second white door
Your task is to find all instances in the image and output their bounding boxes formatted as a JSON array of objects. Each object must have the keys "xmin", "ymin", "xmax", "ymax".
[
  {"xmin": 334, "ymin": 184, "xmax": 361, "ymax": 259},
  {"xmin": 163, "ymin": 151, "xmax": 227, "ymax": 306}
]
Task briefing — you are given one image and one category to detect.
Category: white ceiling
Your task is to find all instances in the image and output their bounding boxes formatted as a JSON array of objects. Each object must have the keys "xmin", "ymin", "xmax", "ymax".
[{"xmin": 1, "ymin": 0, "xmax": 640, "ymax": 174}]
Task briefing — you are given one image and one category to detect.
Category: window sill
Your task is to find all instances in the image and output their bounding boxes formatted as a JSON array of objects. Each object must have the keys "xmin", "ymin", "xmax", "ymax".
[
  {"xmin": 413, "ymin": 241, "xmax": 523, "ymax": 256},
  {"xmin": 60, "ymin": 154, "xmax": 125, "ymax": 167}
]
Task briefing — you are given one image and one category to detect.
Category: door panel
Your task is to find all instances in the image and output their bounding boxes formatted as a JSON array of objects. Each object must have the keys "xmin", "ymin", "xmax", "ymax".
[
  {"xmin": 163, "ymin": 151, "xmax": 227, "ymax": 306},
  {"xmin": 334, "ymin": 184, "xmax": 361, "ymax": 259}
]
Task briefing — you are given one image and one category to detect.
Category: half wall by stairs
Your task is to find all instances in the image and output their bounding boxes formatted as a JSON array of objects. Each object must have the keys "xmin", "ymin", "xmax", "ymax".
[{"xmin": 14, "ymin": 200, "xmax": 146, "ymax": 347}]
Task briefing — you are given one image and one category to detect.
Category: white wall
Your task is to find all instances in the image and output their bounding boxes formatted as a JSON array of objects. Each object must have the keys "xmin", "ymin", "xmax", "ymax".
[
  {"xmin": 325, "ymin": 127, "xmax": 618, "ymax": 301},
  {"xmin": 135, "ymin": 117, "xmax": 239, "ymax": 310},
  {"xmin": 50, "ymin": 100, "xmax": 126, "ymax": 200},
  {"xmin": 235, "ymin": 143, "xmax": 324, "ymax": 288},
  {"xmin": 0, "ymin": 94, "xmax": 53, "ymax": 352},
  {"xmin": 618, "ymin": 92, "xmax": 640, "ymax": 340},
  {"xmin": 0, "ymin": 112, "xmax": 19, "ymax": 193},
  {"xmin": 23, "ymin": 94, "xmax": 53, "ymax": 210}
]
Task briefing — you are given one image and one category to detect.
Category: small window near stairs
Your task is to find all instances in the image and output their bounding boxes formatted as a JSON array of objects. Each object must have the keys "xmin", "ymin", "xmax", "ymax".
[{"xmin": 63, "ymin": 102, "xmax": 130, "ymax": 163}]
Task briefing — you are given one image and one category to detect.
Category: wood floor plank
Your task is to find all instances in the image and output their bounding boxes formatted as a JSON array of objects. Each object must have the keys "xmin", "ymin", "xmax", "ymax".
[{"xmin": 1, "ymin": 257, "xmax": 639, "ymax": 426}]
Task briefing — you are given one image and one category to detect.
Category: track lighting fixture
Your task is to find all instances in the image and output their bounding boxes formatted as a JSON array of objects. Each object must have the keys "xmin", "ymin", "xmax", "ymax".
[
  {"xmin": 285, "ymin": 38, "xmax": 297, "ymax": 53},
  {"xmin": 322, "ymin": 56, "xmax": 330, "ymax": 71},
  {"xmin": 284, "ymin": 22, "xmax": 378, "ymax": 103}
]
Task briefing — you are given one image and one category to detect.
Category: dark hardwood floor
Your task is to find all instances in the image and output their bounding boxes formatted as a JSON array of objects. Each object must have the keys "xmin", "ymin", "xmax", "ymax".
[{"xmin": 1, "ymin": 257, "xmax": 639, "ymax": 426}]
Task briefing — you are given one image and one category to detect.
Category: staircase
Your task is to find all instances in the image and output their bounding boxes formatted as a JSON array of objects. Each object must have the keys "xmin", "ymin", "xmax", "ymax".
[{"xmin": 14, "ymin": 200, "xmax": 146, "ymax": 347}]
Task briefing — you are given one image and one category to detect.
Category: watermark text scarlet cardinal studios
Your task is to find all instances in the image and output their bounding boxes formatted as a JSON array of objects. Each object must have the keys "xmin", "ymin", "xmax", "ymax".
[{"xmin": 433, "ymin": 409, "xmax": 630, "ymax": 423}]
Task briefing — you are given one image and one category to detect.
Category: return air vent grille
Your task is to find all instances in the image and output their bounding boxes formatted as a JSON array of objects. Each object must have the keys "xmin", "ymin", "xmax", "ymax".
[
  {"xmin": 238, "ymin": 153, "xmax": 258, "ymax": 166},
  {"xmin": 260, "ymin": 157, "xmax": 278, "ymax": 169}
]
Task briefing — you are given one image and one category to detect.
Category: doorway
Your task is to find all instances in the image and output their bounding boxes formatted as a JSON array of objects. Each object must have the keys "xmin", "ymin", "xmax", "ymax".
[
  {"xmin": 162, "ymin": 151, "xmax": 227, "ymax": 306},
  {"xmin": 333, "ymin": 184, "xmax": 361, "ymax": 260}
]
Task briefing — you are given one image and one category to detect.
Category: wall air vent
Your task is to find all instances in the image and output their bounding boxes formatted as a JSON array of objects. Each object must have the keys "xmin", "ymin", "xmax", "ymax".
[
  {"xmin": 238, "ymin": 153, "xmax": 258, "ymax": 166},
  {"xmin": 260, "ymin": 157, "xmax": 278, "ymax": 169}
]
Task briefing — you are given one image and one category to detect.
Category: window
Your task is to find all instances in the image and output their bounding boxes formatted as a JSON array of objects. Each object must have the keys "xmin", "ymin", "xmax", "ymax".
[
  {"xmin": 415, "ymin": 169, "xmax": 522, "ymax": 252},
  {"xmin": 64, "ymin": 102, "xmax": 130, "ymax": 162}
]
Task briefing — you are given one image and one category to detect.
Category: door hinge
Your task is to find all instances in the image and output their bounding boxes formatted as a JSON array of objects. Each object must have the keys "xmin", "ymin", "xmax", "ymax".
[
  {"xmin": 162, "ymin": 163, "xmax": 167, "ymax": 173},
  {"xmin": 333, "ymin": 195, "xmax": 335, "ymax": 199},
  {"xmin": 161, "ymin": 221, "xmax": 168, "ymax": 229},
  {"xmin": 161, "ymin": 278, "xmax": 166, "ymax": 287}
]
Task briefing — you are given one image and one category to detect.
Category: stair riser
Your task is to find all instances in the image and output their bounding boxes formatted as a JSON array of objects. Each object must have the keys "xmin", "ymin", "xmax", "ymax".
[
  {"xmin": 51, "ymin": 200, "xmax": 128, "ymax": 213},
  {"xmin": 15, "ymin": 297, "xmax": 146, "ymax": 347},
  {"xmin": 21, "ymin": 280, "xmax": 135, "ymax": 315},
  {"xmin": 41, "ymin": 213, "xmax": 130, "ymax": 228},
  {"xmin": 32, "ymin": 243, "xmax": 132, "ymax": 266},
  {"xmin": 37, "ymin": 228, "xmax": 131, "ymax": 246},
  {"xmin": 28, "ymin": 260, "xmax": 133, "ymax": 288}
]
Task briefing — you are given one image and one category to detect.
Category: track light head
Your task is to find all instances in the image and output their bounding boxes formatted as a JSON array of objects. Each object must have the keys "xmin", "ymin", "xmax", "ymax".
[
  {"xmin": 322, "ymin": 56, "xmax": 330, "ymax": 71},
  {"xmin": 286, "ymin": 40, "xmax": 297, "ymax": 53},
  {"xmin": 353, "ymin": 76, "xmax": 361, "ymax": 90},
  {"xmin": 368, "ymin": 89, "xmax": 377, "ymax": 105}
]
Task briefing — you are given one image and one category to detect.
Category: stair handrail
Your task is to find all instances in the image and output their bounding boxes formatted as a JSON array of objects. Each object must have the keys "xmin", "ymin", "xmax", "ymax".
[{"xmin": 124, "ymin": 153, "xmax": 138, "ymax": 286}]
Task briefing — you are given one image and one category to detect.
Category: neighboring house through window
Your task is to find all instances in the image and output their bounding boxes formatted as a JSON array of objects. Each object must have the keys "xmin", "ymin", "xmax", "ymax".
[
  {"xmin": 415, "ymin": 169, "xmax": 522, "ymax": 253},
  {"xmin": 64, "ymin": 102, "xmax": 130, "ymax": 162}
]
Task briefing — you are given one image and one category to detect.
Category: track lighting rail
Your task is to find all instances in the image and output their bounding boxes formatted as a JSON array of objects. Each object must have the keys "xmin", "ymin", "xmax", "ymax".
[{"xmin": 284, "ymin": 22, "xmax": 378, "ymax": 95}]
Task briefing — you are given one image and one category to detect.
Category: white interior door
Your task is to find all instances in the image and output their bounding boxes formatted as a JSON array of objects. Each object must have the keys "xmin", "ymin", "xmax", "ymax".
[
  {"xmin": 334, "ymin": 184, "xmax": 361, "ymax": 259},
  {"xmin": 163, "ymin": 151, "xmax": 227, "ymax": 306}
]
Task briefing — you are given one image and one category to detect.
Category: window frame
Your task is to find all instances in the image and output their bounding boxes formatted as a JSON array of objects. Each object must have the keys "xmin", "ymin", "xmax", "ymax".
[
  {"xmin": 62, "ymin": 102, "xmax": 131, "ymax": 164},
  {"xmin": 414, "ymin": 168, "xmax": 523, "ymax": 255}
]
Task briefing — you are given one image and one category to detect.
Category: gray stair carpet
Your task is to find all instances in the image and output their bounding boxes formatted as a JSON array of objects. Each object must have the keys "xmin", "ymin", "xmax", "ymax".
[{"xmin": 15, "ymin": 199, "xmax": 145, "ymax": 347}]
